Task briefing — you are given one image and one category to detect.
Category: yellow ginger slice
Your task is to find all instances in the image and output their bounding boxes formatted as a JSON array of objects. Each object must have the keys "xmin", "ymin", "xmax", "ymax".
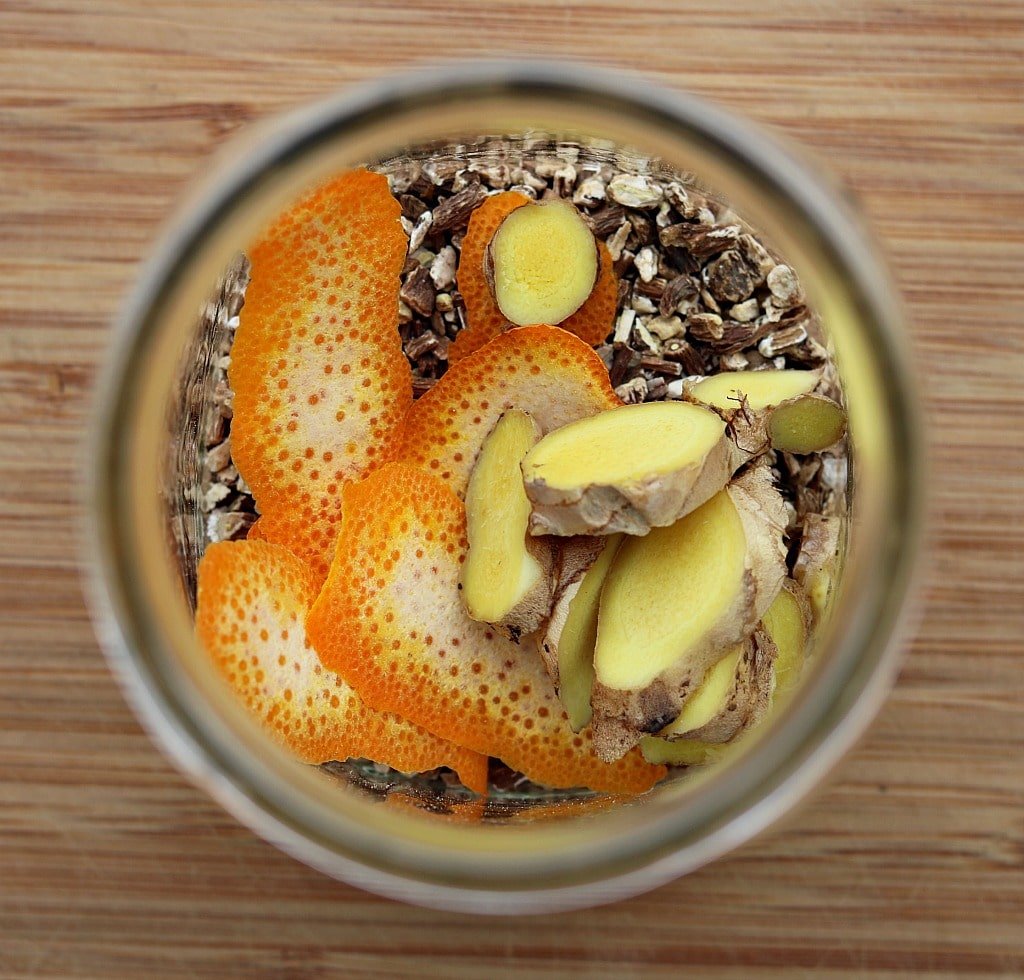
[
  {"xmin": 768, "ymin": 394, "xmax": 847, "ymax": 454},
  {"xmin": 590, "ymin": 465, "xmax": 787, "ymax": 761},
  {"xmin": 486, "ymin": 200, "xmax": 599, "ymax": 327},
  {"xmin": 685, "ymin": 369, "xmax": 820, "ymax": 411},
  {"xmin": 522, "ymin": 401, "xmax": 743, "ymax": 536},
  {"xmin": 229, "ymin": 168, "xmax": 411, "ymax": 583},
  {"xmin": 761, "ymin": 580, "xmax": 811, "ymax": 696},
  {"xmin": 195, "ymin": 539, "xmax": 487, "ymax": 793},
  {"xmin": 399, "ymin": 325, "xmax": 620, "ymax": 500},
  {"xmin": 540, "ymin": 534, "xmax": 624, "ymax": 732},
  {"xmin": 461, "ymin": 410, "xmax": 554, "ymax": 639},
  {"xmin": 305, "ymin": 463, "xmax": 665, "ymax": 794}
]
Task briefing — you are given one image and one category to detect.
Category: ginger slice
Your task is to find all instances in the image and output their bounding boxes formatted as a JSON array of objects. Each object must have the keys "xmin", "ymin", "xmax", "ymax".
[
  {"xmin": 399, "ymin": 325, "xmax": 620, "ymax": 500},
  {"xmin": 639, "ymin": 736, "xmax": 726, "ymax": 768},
  {"xmin": 794, "ymin": 514, "xmax": 842, "ymax": 623},
  {"xmin": 590, "ymin": 465, "xmax": 787, "ymax": 761},
  {"xmin": 461, "ymin": 410, "xmax": 554, "ymax": 639},
  {"xmin": 761, "ymin": 580, "xmax": 811, "ymax": 696},
  {"xmin": 486, "ymin": 200, "xmax": 599, "ymax": 327},
  {"xmin": 228, "ymin": 168, "xmax": 411, "ymax": 583},
  {"xmin": 522, "ymin": 401, "xmax": 743, "ymax": 536},
  {"xmin": 768, "ymin": 393, "xmax": 847, "ymax": 454},
  {"xmin": 305, "ymin": 463, "xmax": 665, "ymax": 794},
  {"xmin": 541, "ymin": 534, "xmax": 623, "ymax": 732},
  {"xmin": 450, "ymin": 193, "xmax": 616, "ymax": 361},
  {"xmin": 195, "ymin": 539, "xmax": 487, "ymax": 794}
]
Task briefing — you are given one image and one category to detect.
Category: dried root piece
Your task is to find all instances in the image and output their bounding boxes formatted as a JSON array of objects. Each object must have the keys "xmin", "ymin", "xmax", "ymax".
[
  {"xmin": 229, "ymin": 168, "xmax": 411, "ymax": 582},
  {"xmin": 760, "ymin": 580, "xmax": 811, "ymax": 695},
  {"xmin": 768, "ymin": 394, "xmax": 847, "ymax": 454},
  {"xmin": 590, "ymin": 466, "xmax": 787, "ymax": 761},
  {"xmin": 486, "ymin": 200, "xmax": 599, "ymax": 326},
  {"xmin": 399, "ymin": 325, "xmax": 620, "ymax": 499},
  {"xmin": 522, "ymin": 401, "xmax": 743, "ymax": 537},
  {"xmin": 195, "ymin": 539, "xmax": 487, "ymax": 793},
  {"xmin": 541, "ymin": 534, "xmax": 624, "ymax": 732},
  {"xmin": 451, "ymin": 192, "xmax": 616, "ymax": 360},
  {"xmin": 461, "ymin": 410, "xmax": 554, "ymax": 639},
  {"xmin": 794, "ymin": 514, "xmax": 842, "ymax": 623},
  {"xmin": 306, "ymin": 463, "xmax": 665, "ymax": 794}
]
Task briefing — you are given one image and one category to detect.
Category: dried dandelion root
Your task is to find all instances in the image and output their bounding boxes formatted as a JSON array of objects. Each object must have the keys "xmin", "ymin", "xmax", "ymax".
[
  {"xmin": 768, "ymin": 394, "xmax": 847, "ymax": 454},
  {"xmin": 450, "ymin": 193, "xmax": 616, "ymax": 360},
  {"xmin": 794, "ymin": 514, "xmax": 842, "ymax": 623},
  {"xmin": 306, "ymin": 463, "xmax": 665, "ymax": 794},
  {"xmin": 195, "ymin": 539, "xmax": 487, "ymax": 793},
  {"xmin": 523, "ymin": 401, "xmax": 743, "ymax": 537},
  {"xmin": 683, "ymin": 369, "xmax": 843, "ymax": 457},
  {"xmin": 541, "ymin": 534, "xmax": 623, "ymax": 732},
  {"xmin": 461, "ymin": 410, "xmax": 554, "ymax": 640},
  {"xmin": 486, "ymin": 200, "xmax": 599, "ymax": 327},
  {"xmin": 399, "ymin": 325, "xmax": 620, "ymax": 499},
  {"xmin": 229, "ymin": 168, "xmax": 411, "ymax": 582},
  {"xmin": 761, "ymin": 580, "xmax": 811, "ymax": 696},
  {"xmin": 590, "ymin": 466, "xmax": 787, "ymax": 761}
]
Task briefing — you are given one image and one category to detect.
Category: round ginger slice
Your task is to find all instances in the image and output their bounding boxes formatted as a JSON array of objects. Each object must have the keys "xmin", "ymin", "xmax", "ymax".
[
  {"xmin": 195, "ymin": 539, "xmax": 487, "ymax": 793},
  {"xmin": 229, "ymin": 168, "xmax": 411, "ymax": 583},
  {"xmin": 305, "ymin": 462, "xmax": 665, "ymax": 795},
  {"xmin": 450, "ymin": 192, "xmax": 617, "ymax": 361},
  {"xmin": 399, "ymin": 325, "xmax": 620, "ymax": 500}
]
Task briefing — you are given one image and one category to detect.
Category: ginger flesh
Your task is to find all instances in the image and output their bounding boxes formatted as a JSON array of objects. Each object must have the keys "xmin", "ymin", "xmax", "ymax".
[
  {"xmin": 768, "ymin": 394, "xmax": 847, "ymax": 454},
  {"xmin": 488, "ymin": 200, "xmax": 599, "ymax": 327},
  {"xmin": 686, "ymin": 369, "xmax": 819, "ymax": 411},
  {"xmin": 760, "ymin": 583, "xmax": 808, "ymax": 696},
  {"xmin": 460, "ymin": 410, "xmax": 548, "ymax": 631},
  {"xmin": 639, "ymin": 736, "xmax": 725, "ymax": 767},
  {"xmin": 554, "ymin": 534, "xmax": 623, "ymax": 732},
  {"xmin": 656, "ymin": 645, "xmax": 744, "ymax": 738},
  {"xmin": 594, "ymin": 490, "xmax": 748, "ymax": 692}
]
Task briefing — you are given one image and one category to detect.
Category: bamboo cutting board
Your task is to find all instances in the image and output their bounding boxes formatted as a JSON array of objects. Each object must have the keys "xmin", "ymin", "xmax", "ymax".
[{"xmin": 1, "ymin": 2, "xmax": 1022, "ymax": 977}]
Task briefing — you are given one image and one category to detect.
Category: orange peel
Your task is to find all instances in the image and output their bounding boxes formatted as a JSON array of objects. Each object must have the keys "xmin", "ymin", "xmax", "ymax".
[
  {"xmin": 306, "ymin": 463, "xmax": 665, "ymax": 794},
  {"xmin": 196, "ymin": 538, "xmax": 487, "ymax": 793},
  {"xmin": 451, "ymin": 192, "xmax": 617, "ymax": 360},
  {"xmin": 398, "ymin": 325, "xmax": 620, "ymax": 499},
  {"xmin": 228, "ymin": 168, "xmax": 411, "ymax": 582}
]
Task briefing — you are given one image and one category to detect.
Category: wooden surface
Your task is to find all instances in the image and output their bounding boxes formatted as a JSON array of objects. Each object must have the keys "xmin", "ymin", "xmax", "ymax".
[{"xmin": 1, "ymin": 1, "xmax": 1022, "ymax": 976}]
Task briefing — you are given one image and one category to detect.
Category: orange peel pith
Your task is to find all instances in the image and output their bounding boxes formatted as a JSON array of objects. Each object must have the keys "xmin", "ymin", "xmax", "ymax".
[
  {"xmin": 451, "ymin": 192, "xmax": 617, "ymax": 360},
  {"xmin": 306, "ymin": 463, "xmax": 665, "ymax": 794},
  {"xmin": 196, "ymin": 539, "xmax": 487, "ymax": 793},
  {"xmin": 228, "ymin": 168, "xmax": 411, "ymax": 582},
  {"xmin": 398, "ymin": 325, "xmax": 621, "ymax": 499}
]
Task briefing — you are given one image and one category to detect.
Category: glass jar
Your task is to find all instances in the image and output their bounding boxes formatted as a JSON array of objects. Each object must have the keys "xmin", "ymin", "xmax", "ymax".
[{"xmin": 86, "ymin": 62, "xmax": 924, "ymax": 914}]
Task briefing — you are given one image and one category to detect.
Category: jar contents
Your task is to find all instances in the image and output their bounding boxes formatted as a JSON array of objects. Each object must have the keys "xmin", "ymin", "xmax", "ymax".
[{"xmin": 194, "ymin": 153, "xmax": 847, "ymax": 799}]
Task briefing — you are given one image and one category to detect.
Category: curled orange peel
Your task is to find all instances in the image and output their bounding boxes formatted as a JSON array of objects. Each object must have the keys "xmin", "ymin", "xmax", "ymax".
[
  {"xmin": 450, "ymin": 192, "xmax": 617, "ymax": 361},
  {"xmin": 228, "ymin": 168, "xmax": 411, "ymax": 582},
  {"xmin": 306, "ymin": 463, "xmax": 665, "ymax": 795},
  {"xmin": 196, "ymin": 539, "xmax": 488, "ymax": 794},
  {"xmin": 398, "ymin": 324, "xmax": 621, "ymax": 499}
]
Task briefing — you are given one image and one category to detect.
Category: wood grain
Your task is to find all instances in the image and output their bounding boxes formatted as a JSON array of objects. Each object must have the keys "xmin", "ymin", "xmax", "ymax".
[{"xmin": 1, "ymin": 1, "xmax": 1022, "ymax": 976}]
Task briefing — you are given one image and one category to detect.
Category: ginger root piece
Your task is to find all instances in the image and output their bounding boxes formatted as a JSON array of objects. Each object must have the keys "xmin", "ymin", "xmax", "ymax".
[
  {"xmin": 450, "ymin": 192, "xmax": 616, "ymax": 360},
  {"xmin": 760, "ymin": 580, "xmax": 811, "ymax": 696},
  {"xmin": 306, "ymin": 463, "xmax": 665, "ymax": 794},
  {"xmin": 522, "ymin": 401, "xmax": 743, "ymax": 537},
  {"xmin": 541, "ymin": 534, "xmax": 624, "ymax": 732},
  {"xmin": 639, "ymin": 736, "xmax": 726, "ymax": 768},
  {"xmin": 590, "ymin": 465, "xmax": 787, "ymax": 761},
  {"xmin": 768, "ymin": 393, "xmax": 847, "ymax": 454},
  {"xmin": 486, "ymin": 200, "xmax": 599, "ymax": 327},
  {"xmin": 461, "ymin": 410, "xmax": 554, "ymax": 639},
  {"xmin": 399, "ymin": 325, "xmax": 620, "ymax": 500},
  {"xmin": 794, "ymin": 514, "xmax": 842, "ymax": 623},
  {"xmin": 683, "ymin": 369, "xmax": 824, "ymax": 457},
  {"xmin": 229, "ymin": 169, "xmax": 411, "ymax": 583},
  {"xmin": 195, "ymin": 539, "xmax": 487, "ymax": 794}
]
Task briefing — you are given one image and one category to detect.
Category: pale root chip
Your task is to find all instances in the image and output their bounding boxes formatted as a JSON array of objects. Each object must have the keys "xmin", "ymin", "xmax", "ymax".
[
  {"xmin": 229, "ymin": 168, "xmax": 411, "ymax": 582},
  {"xmin": 195, "ymin": 539, "xmax": 487, "ymax": 793},
  {"xmin": 523, "ymin": 401, "xmax": 744, "ymax": 536},
  {"xmin": 398, "ymin": 325, "xmax": 620, "ymax": 500},
  {"xmin": 450, "ymin": 192, "xmax": 616, "ymax": 361},
  {"xmin": 590, "ymin": 465, "xmax": 787, "ymax": 760},
  {"xmin": 306, "ymin": 463, "xmax": 665, "ymax": 794}
]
